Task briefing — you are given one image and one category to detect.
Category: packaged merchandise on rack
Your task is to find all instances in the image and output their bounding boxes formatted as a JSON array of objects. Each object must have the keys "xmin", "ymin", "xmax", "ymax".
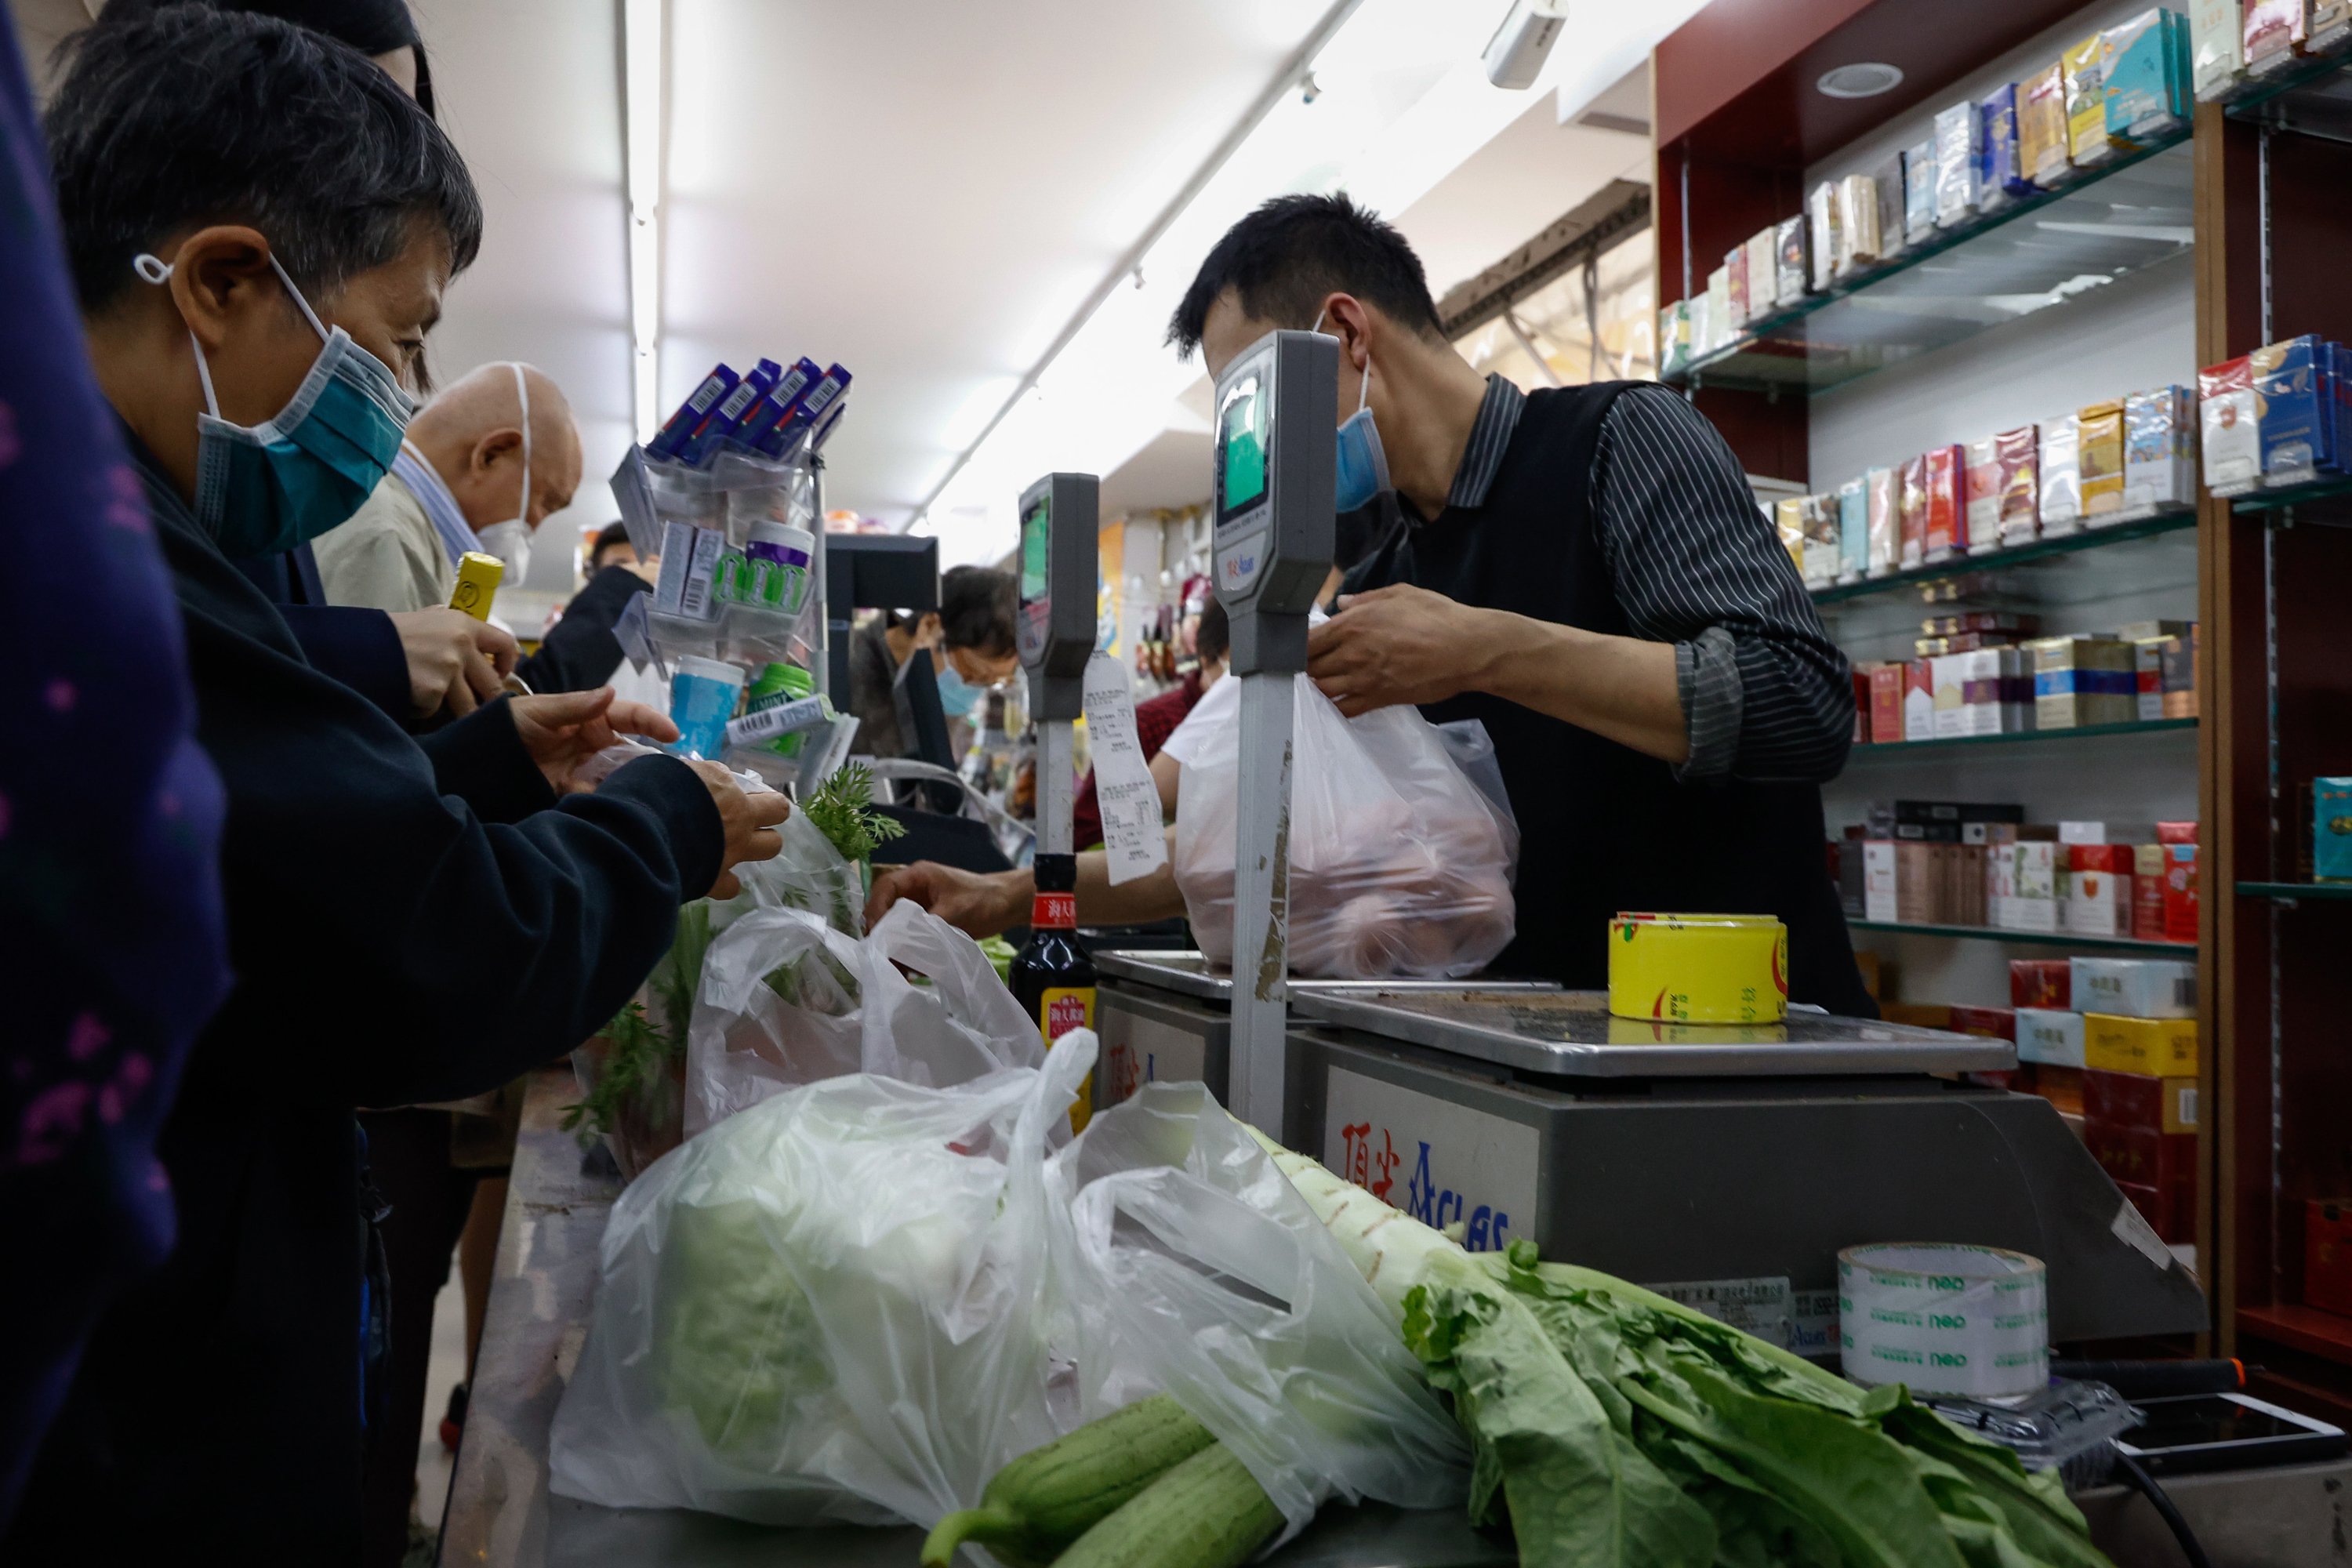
[
  {"xmin": 2314, "ymin": 777, "xmax": 2352, "ymax": 882},
  {"xmin": 1903, "ymin": 136, "xmax": 1938, "ymax": 245},
  {"xmin": 2021, "ymin": 61, "xmax": 2072, "ymax": 187},
  {"xmin": 2011, "ymin": 957, "xmax": 2072, "ymax": 1009},
  {"xmin": 1835, "ymin": 476, "xmax": 1867, "ymax": 584},
  {"xmin": 1686, "ymin": 289, "xmax": 1714, "ymax": 361},
  {"xmin": 1657, "ymin": 301, "xmax": 1690, "ymax": 377},
  {"xmin": 2251, "ymin": 335, "xmax": 2340, "ymax": 488},
  {"xmin": 1801, "ymin": 492, "xmax": 1840, "ymax": 589},
  {"xmin": 1773, "ymin": 216, "xmax": 1809, "ymax": 305},
  {"xmin": 1995, "ymin": 424, "xmax": 2041, "ymax": 545},
  {"xmin": 2199, "ymin": 355, "xmax": 2261, "ymax": 494},
  {"xmin": 2066, "ymin": 844, "xmax": 2134, "ymax": 936},
  {"xmin": 1922, "ymin": 445, "xmax": 1963, "ymax": 560},
  {"xmin": 1726, "ymin": 243, "xmax": 1750, "ymax": 329},
  {"xmin": 1806, "ymin": 180, "xmax": 1841, "ymax": 289},
  {"xmin": 2038, "ymin": 416, "xmax": 2083, "ymax": 535},
  {"xmin": 1745, "ymin": 230, "xmax": 1777, "ymax": 317},
  {"xmin": 1705, "ymin": 265, "xmax": 1732, "ymax": 351},
  {"xmin": 1898, "ymin": 452, "xmax": 1929, "ymax": 568},
  {"xmin": 2122, "ymin": 385, "xmax": 2198, "ymax": 516},
  {"xmin": 1867, "ymin": 152, "xmax": 1907, "ymax": 263},
  {"xmin": 1837, "ymin": 174, "xmax": 1882, "ymax": 267},
  {"xmin": 1932, "ymin": 101, "xmax": 1983, "ymax": 228},
  {"xmin": 1864, "ymin": 464, "xmax": 1899, "ymax": 575},
  {"xmin": 1978, "ymin": 85, "xmax": 2026, "ymax": 213},
  {"xmin": 2317, "ymin": 0, "xmax": 2352, "ymax": 53},
  {"xmin": 2103, "ymin": 9, "xmax": 2192, "ymax": 143},
  {"xmin": 2028, "ymin": 636, "xmax": 2136, "ymax": 728},
  {"xmin": 2191, "ymin": 0, "xmax": 2246, "ymax": 96},
  {"xmin": 2076, "ymin": 399, "xmax": 2126, "ymax": 520},
  {"xmin": 2244, "ymin": 0, "xmax": 2306, "ymax": 74},
  {"xmin": 2062, "ymin": 34, "xmax": 2114, "ymax": 166},
  {"xmin": 1962, "ymin": 437, "xmax": 2000, "ymax": 554}
]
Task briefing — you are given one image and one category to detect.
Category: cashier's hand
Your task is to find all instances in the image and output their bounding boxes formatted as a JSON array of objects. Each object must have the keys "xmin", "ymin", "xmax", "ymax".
[
  {"xmin": 391, "ymin": 608, "xmax": 517, "ymax": 720},
  {"xmin": 687, "ymin": 759, "xmax": 792, "ymax": 900},
  {"xmin": 866, "ymin": 861, "xmax": 1028, "ymax": 939},
  {"xmin": 510, "ymin": 688, "xmax": 680, "ymax": 794},
  {"xmin": 1307, "ymin": 583, "xmax": 1491, "ymax": 717}
]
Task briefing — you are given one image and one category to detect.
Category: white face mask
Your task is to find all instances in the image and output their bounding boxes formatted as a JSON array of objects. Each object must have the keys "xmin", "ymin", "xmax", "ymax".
[{"xmin": 474, "ymin": 361, "xmax": 532, "ymax": 578}]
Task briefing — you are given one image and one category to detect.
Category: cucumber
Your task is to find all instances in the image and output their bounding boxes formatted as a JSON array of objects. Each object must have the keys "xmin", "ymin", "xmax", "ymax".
[
  {"xmin": 921, "ymin": 1395, "xmax": 1217, "ymax": 1568},
  {"xmin": 1047, "ymin": 1444, "xmax": 1283, "ymax": 1568}
]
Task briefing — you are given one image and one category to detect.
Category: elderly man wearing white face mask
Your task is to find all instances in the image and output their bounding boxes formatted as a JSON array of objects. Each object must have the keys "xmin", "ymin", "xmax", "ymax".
[{"xmin": 314, "ymin": 358, "xmax": 580, "ymax": 617}]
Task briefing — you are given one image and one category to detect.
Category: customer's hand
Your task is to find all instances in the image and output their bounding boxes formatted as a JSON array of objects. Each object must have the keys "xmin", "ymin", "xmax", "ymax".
[
  {"xmin": 686, "ymin": 759, "xmax": 792, "ymax": 899},
  {"xmin": 510, "ymin": 688, "xmax": 680, "ymax": 793},
  {"xmin": 865, "ymin": 860, "xmax": 1029, "ymax": 938},
  {"xmin": 390, "ymin": 608, "xmax": 518, "ymax": 719}
]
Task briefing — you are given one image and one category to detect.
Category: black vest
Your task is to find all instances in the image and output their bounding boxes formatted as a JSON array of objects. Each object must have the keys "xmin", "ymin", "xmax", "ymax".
[{"xmin": 1348, "ymin": 382, "xmax": 1873, "ymax": 1016}]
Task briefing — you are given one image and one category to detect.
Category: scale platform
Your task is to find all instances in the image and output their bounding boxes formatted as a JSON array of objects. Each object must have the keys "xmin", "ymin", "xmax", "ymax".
[{"xmin": 1094, "ymin": 949, "xmax": 2206, "ymax": 1347}]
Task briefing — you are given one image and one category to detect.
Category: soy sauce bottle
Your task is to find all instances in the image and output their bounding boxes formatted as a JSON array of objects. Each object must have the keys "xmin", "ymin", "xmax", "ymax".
[{"xmin": 1010, "ymin": 853, "xmax": 1096, "ymax": 1134}]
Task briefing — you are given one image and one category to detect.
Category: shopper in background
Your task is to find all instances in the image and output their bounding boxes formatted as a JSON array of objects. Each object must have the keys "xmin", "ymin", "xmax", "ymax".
[
  {"xmin": 848, "ymin": 564, "xmax": 1020, "ymax": 759},
  {"xmin": 14, "ymin": 12, "xmax": 788, "ymax": 1556},
  {"xmin": 1071, "ymin": 593, "xmax": 1227, "ymax": 850},
  {"xmin": 0, "ymin": 15, "xmax": 230, "ymax": 1532},
  {"xmin": 588, "ymin": 520, "xmax": 650, "ymax": 575},
  {"xmin": 313, "ymin": 361, "xmax": 581, "ymax": 612}
]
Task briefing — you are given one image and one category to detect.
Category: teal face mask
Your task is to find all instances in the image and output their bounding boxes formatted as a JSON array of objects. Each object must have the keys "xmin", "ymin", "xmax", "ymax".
[
  {"xmin": 134, "ymin": 248, "xmax": 417, "ymax": 558},
  {"xmin": 933, "ymin": 659, "xmax": 985, "ymax": 718}
]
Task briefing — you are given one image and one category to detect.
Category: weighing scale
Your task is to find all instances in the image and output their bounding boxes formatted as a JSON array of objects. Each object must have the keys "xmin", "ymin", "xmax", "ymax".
[
  {"xmin": 1016, "ymin": 472, "xmax": 1099, "ymax": 857},
  {"xmin": 1095, "ymin": 951, "xmax": 2208, "ymax": 1345},
  {"xmin": 1210, "ymin": 329, "xmax": 1337, "ymax": 1132}
]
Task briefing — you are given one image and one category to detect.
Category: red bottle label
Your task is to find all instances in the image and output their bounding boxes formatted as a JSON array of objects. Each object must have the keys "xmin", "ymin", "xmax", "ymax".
[{"xmin": 1033, "ymin": 891, "xmax": 1076, "ymax": 929}]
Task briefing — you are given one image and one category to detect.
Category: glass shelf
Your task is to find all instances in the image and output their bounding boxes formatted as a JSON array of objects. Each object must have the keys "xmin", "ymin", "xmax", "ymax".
[
  {"xmin": 2220, "ymin": 42, "xmax": 2352, "ymax": 138},
  {"xmin": 2230, "ymin": 474, "xmax": 2352, "ymax": 514},
  {"xmin": 1671, "ymin": 136, "xmax": 2194, "ymax": 397},
  {"xmin": 2238, "ymin": 880, "xmax": 2352, "ymax": 902},
  {"xmin": 1846, "ymin": 919, "xmax": 2194, "ymax": 953},
  {"xmin": 1847, "ymin": 718, "xmax": 2195, "ymax": 760},
  {"xmin": 1809, "ymin": 510, "xmax": 2198, "ymax": 605}
]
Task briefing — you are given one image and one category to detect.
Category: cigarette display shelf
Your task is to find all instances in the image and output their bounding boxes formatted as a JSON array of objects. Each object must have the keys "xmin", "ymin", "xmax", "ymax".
[
  {"xmin": 2236, "ymin": 880, "xmax": 2352, "ymax": 902},
  {"xmin": 2218, "ymin": 40, "xmax": 2352, "ymax": 138},
  {"xmin": 1669, "ymin": 136, "xmax": 2194, "ymax": 397},
  {"xmin": 1846, "ymin": 717, "xmax": 2195, "ymax": 759},
  {"xmin": 1846, "ymin": 918, "xmax": 2193, "ymax": 953},
  {"xmin": 1809, "ymin": 510, "xmax": 2198, "ymax": 605}
]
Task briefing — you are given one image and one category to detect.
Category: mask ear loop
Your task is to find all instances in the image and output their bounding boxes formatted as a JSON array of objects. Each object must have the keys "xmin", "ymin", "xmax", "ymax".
[
  {"xmin": 134, "ymin": 252, "xmax": 222, "ymax": 419},
  {"xmin": 262, "ymin": 252, "xmax": 332, "ymax": 344}
]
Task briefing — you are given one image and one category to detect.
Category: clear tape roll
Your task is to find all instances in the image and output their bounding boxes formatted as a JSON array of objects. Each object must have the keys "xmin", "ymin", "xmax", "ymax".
[{"xmin": 1837, "ymin": 1243, "xmax": 2049, "ymax": 1399}]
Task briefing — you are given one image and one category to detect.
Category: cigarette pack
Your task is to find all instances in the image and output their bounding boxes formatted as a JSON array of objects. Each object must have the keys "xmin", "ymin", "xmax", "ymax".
[
  {"xmin": 647, "ymin": 362, "xmax": 739, "ymax": 460},
  {"xmin": 1774, "ymin": 216, "xmax": 1810, "ymax": 306},
  {"xmin": 1904, "ymin": 137, "xmax": 1939, "ymax": 244},
  {"xmin": 1994, "ymin": 424, "xmax": 2041, "ymax": 546},
  {"xmin": 2191, "ymin": 0, "xmax": 2246, "ymax": 97},
  {"xmin": 1896, "ymin": 840, "xmax": 1936, "ymax": 921},
  {"xmin": 1658, "ymin": 302, "xmax": 1690, "ymax": 377},
  {"xmin": 2200, "ymin": 356, "xmax": 2261, "ymax": 495},
  {"xmin": 2016, "ymin": 1007, "xmax": 2088, "ymax": 1068},
  {"xmin": 1705, "ymin": 267, "xmax": 1731, "ymax": 352},
  {"xmin": 2316, "ymin": 777, "xmax": 2352, "ymax": 882},
  {"xmin": 2245, "ymin": 0, "xmax": 2304, "ymax": 74},
  {"xmin": 1998, "ymin": 841, "xmax": 2060, "ymax": 931},
  {"xmin": 2317, "ymin": 0, "xmax": 2352, "ymax": 53},
  {"xmin": 1865, "ymin": 466, "xmax": 1899, "ymax": 576},
  {"xmin": 2030, "ymin": 636, "xmax": 2136, "ymax": 728},
  {"xmin": 2253, "ymin": 335, "xmax": 2338, "ymax": 488},
  {"xmin": 1802, "ymin": 492, "xmax": 1840, "ymax": 588},
  {"xmin": 1726, "ymin": 245, "xmax": 1750, "ymax": 330},
  {"xmin": 2021, "ymin": 62, "xmax": 2072, "ymax": 187},
  {"xmin": 2040, "ymin": 416, "xmax": 2083, "ymax": 534},
  {"xmin": 1904, "ymin": 659, "xmax": 1935, "ymax": 742},
  {"xmin": 2078, "ymin": 399, "xmax": 2126, "ymax": 520},
  {"xmin": 2074, "ymin": 956, "xmax": 2197, "ymax": 1018},
  {"xmin": 1838, "ymin": 175, "xmax": 1883, "ymax": 268},
  {"xmin": 1773, "ymin": 496, "xmax": 1805, "ymax": 571},
  {"xmin": 1923, "ymin": 445, "xmax": 1963, "ymax": 560},
  {"xmin": 2123, "ymin": 385, "xmax": 2197, "ymax": 515},
  {"xmin": 1864, "ymin": 840, "xmax": 1899, "ymax": 922},
  {"xmin": 2136, "ymin": 637, "xmax": 2169, "ymax": 720},
  {"xmin": 1934, "ymin": 101, "xmax": 1984, "ymax": 228},
  {"xmin": 1746, "ymin": 230, "xmax": 1777, "ymax": 318},
  {"xmin": 2085, "ymin": 1013, "xmax": 2200, "ymax": 1076},
  {"xmin": 2161, "ymin": 633, "xmax": 2198, "ymax": 717},
  {"xmin": 2105, "ymin": 9, "xmax": 2189, "ymax": 143},
  {"xmin": 2083, "ymin": 1069, "xmax": 2198, "ymax": 1136},
  {"xmin": 2165, "ymin": 842, "xmax": 2199, "ymax": 939},
  {"xmin": 2158, "ymin": 821, "xmax": 2199, "ymax": 844},
  {"xmin": 1899, "ymin": 453, "xmax": 1929, "ymax": 568},
  {"xmin": 1930, "ymin": 653, "xmax": 1968, "ymax": 739},
  {"xmin": 1980, "ymin": 84, "xmax": 2027, "ymax": 212},
  {"xmin": 1808, "ymin": 182, "xmax": 1841, "ymax": 292},
  {"xmin": 1869, "ymin": 152, "xmax": 1908, "ymax": 262},
  {"xmin": 1923, "ymin": 611, "xmax": 2039, "ymax": 637},
  {"xmin": 2068, "ymin": 844, "xmax": 2135, "ymax": 936},
  {"xmin": 2012, "ymin": 957, "xmax": 2073, "ymax": 1008},
  {"xmin": 1869, "ymin": 662, "xmax": 1905, "ymax": 741},
  {"xmin": 2135, "ymin": 844, "xmax": 2170, "ymax": 938},
  {"xmin": 2064, "ymin": 34, "xmax": 2114, "ymax": 166},
  {"xmin": 1837, "ymin": 476, "xmax": 1868, "ymax": 584},
  {"xmin": 1962, "ymin": 437, "xmax": 2001, "ymax": 554},
  {"xmin": 2000, "ymin": 645, "xmax": 2035, "ymax": 732},
  {"xmin": 1959, "ymin": 648, "xmax": 2006, "ymax": 736},
  {"xmin": 1947, "ymin": 1004, "xmax": 2017, "ymax": 1041}
]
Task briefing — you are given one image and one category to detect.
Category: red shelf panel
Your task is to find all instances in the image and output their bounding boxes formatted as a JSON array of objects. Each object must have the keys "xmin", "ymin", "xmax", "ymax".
[{"xmin": 2239, "ymin": 1303, "xmax": 2352, "ymax": 1369}]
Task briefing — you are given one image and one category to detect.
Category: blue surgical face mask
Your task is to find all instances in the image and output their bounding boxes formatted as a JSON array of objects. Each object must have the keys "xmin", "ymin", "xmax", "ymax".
[
  {"xmin": 1312, "ymin": 308, "xmax": 1391, "ymax": 514},
  {"xmin": 933, "ymin": 659, "xmax": 985, "ymax": 718},
  {"xmin": 135, "ymin": 248, "xmax": 417, "ymax": 559}
]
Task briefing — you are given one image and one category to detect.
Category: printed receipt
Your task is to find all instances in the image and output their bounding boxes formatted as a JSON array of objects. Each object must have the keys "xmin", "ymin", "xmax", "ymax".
[{"xmin": 1081, "ymin": 652, "xmax": 1169, "ymax": 886}]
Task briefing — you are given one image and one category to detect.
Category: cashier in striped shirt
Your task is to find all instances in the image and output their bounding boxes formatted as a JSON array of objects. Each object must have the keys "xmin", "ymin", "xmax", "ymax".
[{"xmin": 873, "ymin": 194, "xmax": 1872, "ymax": 1015}]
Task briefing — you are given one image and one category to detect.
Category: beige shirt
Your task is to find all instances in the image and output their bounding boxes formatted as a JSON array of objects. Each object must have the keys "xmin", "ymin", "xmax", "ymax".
[{"xmin": 313, "ymin": 470, "xmax": 455, "ymax": 613}]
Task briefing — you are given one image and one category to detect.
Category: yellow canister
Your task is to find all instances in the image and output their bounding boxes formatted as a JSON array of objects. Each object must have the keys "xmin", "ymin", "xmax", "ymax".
[
  {"xmin": 1607, "ymin": 913, "xmax": 1789, "ymax": 1023},
  {"xmin": 450, "ymin": 550, "xmax": 505, "ymax": 621}
]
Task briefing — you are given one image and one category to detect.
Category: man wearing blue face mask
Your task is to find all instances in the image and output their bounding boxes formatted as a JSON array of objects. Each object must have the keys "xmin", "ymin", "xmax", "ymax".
[{"xmin": 15, "ymin": 10, "xmax": 790, "ymax": 1556}]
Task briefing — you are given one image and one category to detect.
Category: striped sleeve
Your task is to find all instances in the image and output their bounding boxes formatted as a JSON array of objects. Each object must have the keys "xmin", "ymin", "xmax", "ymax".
[{"xmin": 1588, "ymin": 383, "xmax": 1853, "ymax": 784}]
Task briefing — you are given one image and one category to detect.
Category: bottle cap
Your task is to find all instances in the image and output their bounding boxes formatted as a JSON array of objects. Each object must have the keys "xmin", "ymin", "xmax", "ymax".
[
  {"xmin": 675, "ymin": 655, "xmax": 746, "ymax": 688},
  {"xmin": 749, "ymin": 521, "xmax": 815, "ymax": 558}
]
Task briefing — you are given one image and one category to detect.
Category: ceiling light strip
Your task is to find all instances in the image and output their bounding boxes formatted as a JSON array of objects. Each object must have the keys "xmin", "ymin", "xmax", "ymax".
[
  {"xmin": 907, "ymin": 0, "xmax": 1367, "ymax": 531},
  {"xmin": 622, "ymin": 0, "xmax": 665, "ymax": 441}
]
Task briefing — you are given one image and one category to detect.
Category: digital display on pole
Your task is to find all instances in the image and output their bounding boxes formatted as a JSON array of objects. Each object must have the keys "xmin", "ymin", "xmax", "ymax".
[
  {"xmin": 1021, "ymin": 495, "xmax": 1050, "ymax": 601},
  {"xmin": 1216, "ymin": 372, "xmax": 1267, "ymax": 524}
]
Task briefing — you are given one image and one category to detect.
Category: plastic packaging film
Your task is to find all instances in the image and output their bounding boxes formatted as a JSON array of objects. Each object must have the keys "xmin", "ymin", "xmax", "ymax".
[{"xmin": 1838, "ymin": 1243, "xmax": 2049, "ymax": 1399}]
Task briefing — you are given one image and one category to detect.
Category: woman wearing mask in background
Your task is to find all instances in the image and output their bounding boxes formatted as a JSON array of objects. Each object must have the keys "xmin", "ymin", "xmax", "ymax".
[{"xmin": 848, "ymin": 564, "xmax": 1020, "ymax": 760}]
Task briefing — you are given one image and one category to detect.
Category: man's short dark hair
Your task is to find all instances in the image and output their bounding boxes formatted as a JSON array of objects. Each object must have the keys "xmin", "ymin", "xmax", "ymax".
[
  {"xmin": 45, "ymin": 3, "xmax": 481, "ymax": 314},
  {"xmin": 1167, "ymin": 193, "xmax": 1441, "ymax": 358},
  {"xmin": 938, "ymin": 565, "xmax": 1016, "ymax": 658},
  {"xmin": 96, "ymin": 0, "xmax": 436, "ymax": 116},
  {"xmin": 590, "ymin": 521, "xmax": 632, "ymax": 567},
  {"xmin": 1194, "ymin": 594, "xmax": 1229, "ymax": 668}
]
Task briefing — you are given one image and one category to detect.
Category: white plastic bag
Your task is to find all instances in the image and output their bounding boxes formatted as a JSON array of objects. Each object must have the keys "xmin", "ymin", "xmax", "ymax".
[
  {"xmin": 551, "ymin": 1037, "xmax": 1470, "ymax": 1535},
  {"xmin": 1174, "ymin": 678, "xmax": 1518, "ymax": 978}
]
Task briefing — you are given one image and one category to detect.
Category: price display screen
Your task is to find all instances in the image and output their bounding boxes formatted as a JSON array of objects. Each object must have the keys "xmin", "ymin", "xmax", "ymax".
[
  {"xmin": 1216, "ymin": 372, "xmax": 1268, "ymax": 524},
  {"xmin": 1021, "ymin": 495, "xmax": 1050, "ymax": 602}
]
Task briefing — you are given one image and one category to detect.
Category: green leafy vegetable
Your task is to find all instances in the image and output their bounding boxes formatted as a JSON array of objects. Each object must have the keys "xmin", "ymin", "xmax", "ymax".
[
  {"xmin": 802, "ymin": 760, "xmax": 906, "ymax": 863},
  {"xmin": 562, "ymin": 1001, "xmax": 681, "ymax": 1145}
]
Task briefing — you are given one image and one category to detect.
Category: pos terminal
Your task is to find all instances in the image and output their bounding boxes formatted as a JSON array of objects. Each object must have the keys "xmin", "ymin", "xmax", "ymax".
[{"xmin": 1210, "ymin": 329, "xmax": 1337, "ymax": 1133}]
